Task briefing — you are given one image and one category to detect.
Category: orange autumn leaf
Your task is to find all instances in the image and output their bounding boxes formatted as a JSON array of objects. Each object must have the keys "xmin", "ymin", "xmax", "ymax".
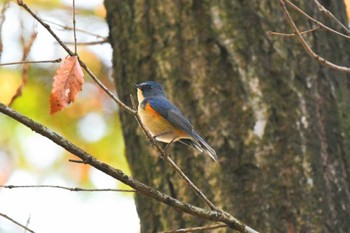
[{"xmin": 50, "ymin": 56, "xmax": 84, "ymax": 115}]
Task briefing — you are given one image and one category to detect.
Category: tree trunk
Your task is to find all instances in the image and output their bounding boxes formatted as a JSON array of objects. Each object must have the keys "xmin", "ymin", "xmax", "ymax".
[{"xmin": 104, "ymin": 0, "xmax": 350, "ymax": 232}]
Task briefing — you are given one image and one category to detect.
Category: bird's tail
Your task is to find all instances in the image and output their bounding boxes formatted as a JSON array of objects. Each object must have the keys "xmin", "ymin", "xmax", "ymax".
[{"xmin": 183, "ymin": 131, "xmax": 217, "ymax": 161}]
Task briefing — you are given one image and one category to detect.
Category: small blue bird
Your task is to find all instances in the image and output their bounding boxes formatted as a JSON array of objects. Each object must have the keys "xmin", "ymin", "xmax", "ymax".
[{"xmin": 134, "ymin": 81, "xmax": 217, "ymax": 161}]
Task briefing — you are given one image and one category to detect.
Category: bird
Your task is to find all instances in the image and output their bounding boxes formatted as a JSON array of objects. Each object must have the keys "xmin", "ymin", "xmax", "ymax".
[{"xmin": 134, "ymin": 81, "xmax": 217, "ymax": 161}]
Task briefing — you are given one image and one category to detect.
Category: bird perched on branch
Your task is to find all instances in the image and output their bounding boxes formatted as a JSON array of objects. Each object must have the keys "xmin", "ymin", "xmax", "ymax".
[{"xmin": 134, "ymin": 81, "xmax": 217, "ymax": 161}]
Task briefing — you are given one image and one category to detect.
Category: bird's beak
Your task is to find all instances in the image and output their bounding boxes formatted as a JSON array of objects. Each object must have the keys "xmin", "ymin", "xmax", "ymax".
[{"xmin": 133, "ymin": 83, "xmax": 140, "ymax": 89}]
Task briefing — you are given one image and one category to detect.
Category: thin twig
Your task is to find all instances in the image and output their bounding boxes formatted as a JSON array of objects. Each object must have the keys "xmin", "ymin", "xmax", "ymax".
[
  {"xmin": 130, "ymin": 94, "xmax": 137, "ymax": 110},
  {"xmin": 42, "ymin": 19, "xmax": 106, "ymax": 39},
  {"xmin": 0, "ymin": 0, "xmax": 10, "ymax": 54},
  {"xmin": 0, "ymin": 58, "xmax": 62, "ymax": 66},
  {"xmin": 280, "ymin": 0, "xmax": 350, "ymax": 73},
  {"xmin": 64, "ymin": 38, "xmax": 108, "ymax": 46},
  {"xmin": 0, "ymin": 184, "xmax": 136, "ymax": 192},
  {"xmin": 313, "ymin": 0, "xmax": 350, "ymax": 34},
  {"xmin": 8, "ymin": 28, "xmax": 37, "ymax": 106},
  {"xmin": 24, "ymin": 214, "xmax": 31, "ymax": 233},
  {"xmin": 267, "ymin": 26, "xmax": 320, "ymax": 37},
  {"xmin": 17, "ymin": 0, "xmax": 70, "ymax": 55},
  {"xmin": 166, "ymin": 156, "xmax": 218, "ymax": 210},
  {"xmin": 72, "ymin": 0, "xmax": 77, "ymax": 54},
  {"xmin": 0, "ymin": 102, "xmax": 258, "ymax": 233},
  {"xmin": 69, "ymin": 158, "xmax": 89, "ymax": 163},
  {"xmin": 78, "ymin": 58, "xmax": 136, "ymax": 114},
  {"xmin": 159, "ymin": 223, "xmax": 227, "ymax": 233},
  {"xmin": 0, "ymin": 212, "xmax": 35, "ymax": 233},
  {"xmin": 284, "ymin": 0, "xmax": 350, "ymax": 39}
]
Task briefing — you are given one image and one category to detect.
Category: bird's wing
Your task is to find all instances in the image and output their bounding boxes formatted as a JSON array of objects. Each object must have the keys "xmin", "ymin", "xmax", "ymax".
[
  {"xmin": 148, "ymin": 98, "xmax": 194, "ymax": 134},
  {"xmin": 149, "ymin": 97, "xmax": 217, "ymax": 161}
]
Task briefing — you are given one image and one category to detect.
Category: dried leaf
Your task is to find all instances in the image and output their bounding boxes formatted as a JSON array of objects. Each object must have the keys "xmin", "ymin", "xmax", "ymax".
[{"xmin": 50, "ymin": 56, "xmax": 84, "ymax": 114}]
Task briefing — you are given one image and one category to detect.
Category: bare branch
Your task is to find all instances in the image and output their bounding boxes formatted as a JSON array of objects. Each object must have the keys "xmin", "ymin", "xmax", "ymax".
[
  {"xmin": 17, "ymin": 0, "xmax": 71, "ymax": 55},
  {"xmin": 0, "ymin": 212, "xmax": 35, "ymax": 233},
  {"xmin": 0, "ymin": 0, "xmax": 10, "ymax": 55},
  {"xmin": 72, "ymin": 0, "xmax": 77, "ymax": 54},
  {"xmin": 0, "ymin": 102, "xmax": 258, "ymax": 233},
  {"xmin": 284, "ymin": 0, "xmax": 350, "ymax": 39},
  {"xmin": 0, "ymin": 58, "xmax": 62, "ymax": 66},
  {"xmin": 69, "ymin": 158, "xmax": 88, "ymax": 163},
  {"xmin": 313, "ymin": 0, "xmax": 350, "ymax": 34},
  {"xmin": 159, "ymin": 223, "xmax": 227, "ymax": 233},
  {"xmin": 267, "ymin": 26, "xmax": 320, "ymax": 37},
  {"xmin": 42, "ymin": 19, "xmax": 106, "ymax": 39},
  {"xmin": 24, "ymin": 214, "xmax": 31, "ymax": 233},
  {"xmin": 20, "ymin": 27, "xmax": 37, "ymax": 61},
  {"xmin": 8, "ymin": 28, "xmax": 37, "ymax": 106},
  {"xmin": 78, "ymin": 57, "xmax": 136, "ymax": 113},
  {"xmin": 280, "ymin": 0, "xmax": 350, "ymax": 73},
  {"xmin": 130, "ymin": 94, "xmax": 137, "ymax": 110},
  {"xmin": 64, "ymin": 38, "xmax": 108, "ymax": 46},
  {"xmin": 0, "ymin": 184, "xmax": 136, "ymax": 192},
  {"xmin": 166, "ymin": 156, "xmax": 218, "ymax": 210}
]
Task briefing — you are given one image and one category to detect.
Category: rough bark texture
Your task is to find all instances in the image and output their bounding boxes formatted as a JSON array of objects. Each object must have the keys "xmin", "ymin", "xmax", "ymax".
[{"xmin": 104, "ymin": 0, "xmax": 350, "ymax": 232}]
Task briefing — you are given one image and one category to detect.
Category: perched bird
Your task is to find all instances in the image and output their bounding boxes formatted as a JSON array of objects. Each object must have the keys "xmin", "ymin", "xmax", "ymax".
[{"xmin": 134, "ymin": 81, "xmax": 217, "ymax": 161}]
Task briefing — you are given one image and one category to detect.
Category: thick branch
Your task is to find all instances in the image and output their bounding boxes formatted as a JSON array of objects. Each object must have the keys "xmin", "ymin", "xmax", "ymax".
[{"xmin": 0, "ymin": 102, "xmax": 257, "ymax": 233}]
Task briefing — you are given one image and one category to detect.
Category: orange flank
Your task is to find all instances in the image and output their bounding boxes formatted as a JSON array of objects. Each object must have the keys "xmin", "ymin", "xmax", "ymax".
[
  {"xmin": 142, "ymin": 101, "xmax": 189, "ymax": 140},
  {"xmin": 144, "ymin": 102, "xmax": 161, "ymax": 119}
]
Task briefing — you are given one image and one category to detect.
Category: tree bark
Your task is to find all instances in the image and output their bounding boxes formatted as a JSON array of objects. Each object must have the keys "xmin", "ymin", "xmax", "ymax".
[{"xmin": 104, "ymin": 0, "xmax": 350, "ymax": 232}]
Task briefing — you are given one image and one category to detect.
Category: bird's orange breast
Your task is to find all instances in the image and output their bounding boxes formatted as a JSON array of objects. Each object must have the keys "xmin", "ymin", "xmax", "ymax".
[
  {"xmin": 144, "ymin": 102, "xmax": 161, "ymax": 119},
  {"xmin": 138, "ymin": 101, "xmax": 189, "ymax": 143}
]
